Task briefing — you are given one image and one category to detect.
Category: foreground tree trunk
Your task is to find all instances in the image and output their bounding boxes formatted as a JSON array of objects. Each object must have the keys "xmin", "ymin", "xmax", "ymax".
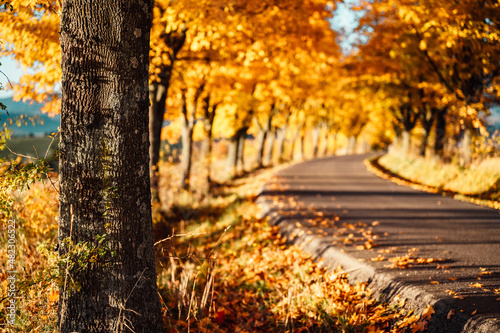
[{"xmin": 59, "ymin": 0, "xmax": 162, "ymax": 332}]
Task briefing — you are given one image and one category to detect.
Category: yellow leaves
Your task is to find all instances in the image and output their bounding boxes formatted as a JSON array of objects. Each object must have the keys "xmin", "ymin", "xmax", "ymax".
[{"xmin": 419, "ymin": 40, "xmax": 427, "ymax": 51}]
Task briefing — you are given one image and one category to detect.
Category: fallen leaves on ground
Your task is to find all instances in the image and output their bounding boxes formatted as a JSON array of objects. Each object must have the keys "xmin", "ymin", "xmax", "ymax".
[{"xmin": 156, "ymin": 168, "xmax": 433, "ymax": 332}]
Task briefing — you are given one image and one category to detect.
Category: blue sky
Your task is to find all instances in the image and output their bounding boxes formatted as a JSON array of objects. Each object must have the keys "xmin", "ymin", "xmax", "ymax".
[{"xmin": 0, "ymin": 56, "xmax": 28, "ymax": 98}]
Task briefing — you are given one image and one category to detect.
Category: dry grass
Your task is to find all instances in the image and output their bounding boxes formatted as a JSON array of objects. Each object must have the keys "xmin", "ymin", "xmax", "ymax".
[{"xmin": 372, "ymin": 153, "xmax": 500, "ymax": 208}]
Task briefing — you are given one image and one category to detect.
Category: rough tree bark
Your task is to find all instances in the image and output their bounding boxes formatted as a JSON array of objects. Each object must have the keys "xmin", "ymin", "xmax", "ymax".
[{"xmin": 58, "ymin": 0, "xmax": 162, "ymax": 332}]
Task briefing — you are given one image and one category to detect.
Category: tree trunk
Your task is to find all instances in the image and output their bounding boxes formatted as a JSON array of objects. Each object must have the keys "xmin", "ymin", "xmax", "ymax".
[
  {"xmin": 321, "ymin": 126, "xmax": 329, "ymax": 156},
  {"xmin": 295, "ymin": 132, "xmax": 305, "ymax": 160},
  {"xmin": 419, "ymin": 128, "xmax": 431, "ymax": 157},
  {"xmin": 312, "ymin": 126, "xmax": 321, "ymax": 158},
  {"xmin": 255, "ymin": 129, "xmax": 267, "ymax": 168},
  {"xmin": 254, "ymin": 111, "xmax": 274, "ymax": 168},
  {"xmin": 462, "ymin": 128, "xmax": 472, "ymax": 167},
  {"xmin": 59, "ymin": 0, "xmax": 162, "ymax": 332},
  {"xmin": 328, "ymin": 131, "xmax": 338, "ymax": 155},
  {"xmin": 236, "ymin": 127, "xmax": 247, "ymax": 175},
  {"xmin": 275, "ymin": 126, "xmax": 287, "ymax": 163},
  {"xmin": 401, "ymin": 130, "xmax": 411, "ymax": 156},
  {"xmin": 201, "ymin": 97, "xmax": 216, "ymax": 189},
  {"xmin": 346, "ymin": 136, "xmax": 357, "ymax": 155},
  {"xmin": 149, "ymin": 79, "xmax": 168, "ymax": 202},
  {"xmin": 179, "ymin": 91, "xmax": 195, "ymax": 190},
  {"xmin": 418, "ymin": 106, "xmax": 435, "ymax": 157},
  {"xmin": 433, "ymin": 107, "xmax": 447, "ymax": 158},
  {"xmin": 226, "ymin": 127, "xmax": 247, "ymax": 178},
  {"xmin": 290, "ymin": 128, "xmax": 301, "ymax": 160},
  {"xmin": 264, "ymin": 127, "xmax": 276, "ymax": 166},
  {"xmin": 148, "ymin": 29, "xmax": 186, "ymax": 202},
  {"xmin": 226, "ymin": 135, "xmax": 238, "ymax": 178}
]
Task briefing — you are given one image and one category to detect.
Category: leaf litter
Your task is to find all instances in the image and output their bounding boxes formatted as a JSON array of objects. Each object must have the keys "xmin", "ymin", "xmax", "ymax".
[{"xmin": 155, "ymin": 167, "xmax": 434, "ymax": 332}]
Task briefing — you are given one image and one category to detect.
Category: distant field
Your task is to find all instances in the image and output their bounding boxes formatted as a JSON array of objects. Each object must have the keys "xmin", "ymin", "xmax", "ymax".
[{"xmin": 0, "ymin": 136, "xmax": 59, "ymax": 161}]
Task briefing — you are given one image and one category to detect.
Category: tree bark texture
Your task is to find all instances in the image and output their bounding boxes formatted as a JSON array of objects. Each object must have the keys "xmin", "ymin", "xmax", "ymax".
[{"xmin": 59, "ymin": 1, "xmax": 162, "ymax": 332}]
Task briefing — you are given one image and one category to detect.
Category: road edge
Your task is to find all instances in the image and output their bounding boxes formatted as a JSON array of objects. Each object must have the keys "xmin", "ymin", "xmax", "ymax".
[{"xmin": 257, "ymin": 169, "xmax": 500, "ymax": 333}]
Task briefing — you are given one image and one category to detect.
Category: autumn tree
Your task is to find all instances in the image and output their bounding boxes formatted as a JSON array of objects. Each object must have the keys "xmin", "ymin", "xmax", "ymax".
[
  {"xmin": 353, "ymin": 0, "xmax": 500, "ymax": 161},
  {"xmin": 57, "ymin": 0, "xmax": 162, "ymax": 331}
]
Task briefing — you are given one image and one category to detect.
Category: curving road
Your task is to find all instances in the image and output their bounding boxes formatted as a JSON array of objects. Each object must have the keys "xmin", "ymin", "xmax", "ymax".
[{"xmin": 258, "ymin": 154, "xmax": 500, "ymax": 333}]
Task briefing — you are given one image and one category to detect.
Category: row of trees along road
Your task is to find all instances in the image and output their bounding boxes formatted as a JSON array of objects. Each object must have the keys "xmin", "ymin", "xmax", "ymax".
[
  {"xmin": 350, "ymin": 0, "xmax": 500, "ymax": 164},
  {"xmin": 1, "ymin": 0, "xmax": 499, "ymax": 331}
]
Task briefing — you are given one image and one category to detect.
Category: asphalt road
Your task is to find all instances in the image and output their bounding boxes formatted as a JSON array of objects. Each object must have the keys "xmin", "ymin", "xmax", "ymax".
[{"xmin": 258, "ymin": 154, "xmax": 500, "ymax": 332}]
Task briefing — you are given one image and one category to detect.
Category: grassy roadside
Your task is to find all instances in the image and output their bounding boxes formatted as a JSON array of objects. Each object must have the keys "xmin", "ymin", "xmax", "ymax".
[
  {"xmin": 365, "ymin": 153, "xmax": 500, "ymax": 210},
  {"xmin": 0, "ymin": 162, "xmax": 433, "ymax": 332}
]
